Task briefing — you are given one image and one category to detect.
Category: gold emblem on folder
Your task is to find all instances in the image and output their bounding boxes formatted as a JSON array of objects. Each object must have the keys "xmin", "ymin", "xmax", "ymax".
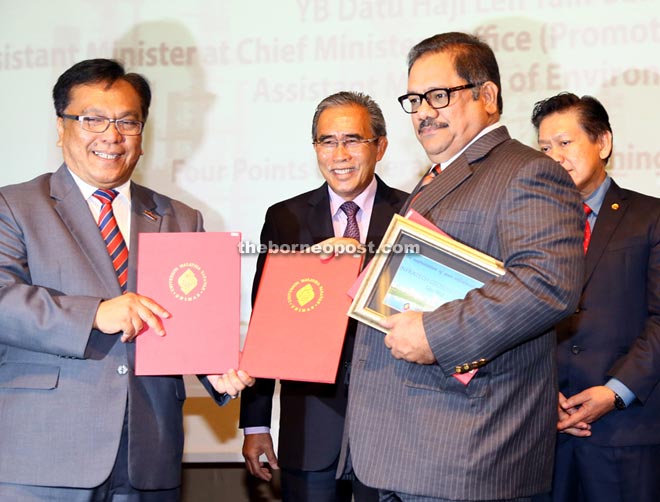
[
  {"xmin": 287, "ymin": 278, "xmax": 324, "ymax": 312},
  {"xmin": 169, "ymin": 262, "xmax": 208, "ymax": 301}
]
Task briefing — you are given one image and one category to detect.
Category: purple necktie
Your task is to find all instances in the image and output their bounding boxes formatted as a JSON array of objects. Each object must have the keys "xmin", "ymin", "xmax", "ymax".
[{"xmin": 340, "ymin": 201, "xmax": 360, "ymax": 241}]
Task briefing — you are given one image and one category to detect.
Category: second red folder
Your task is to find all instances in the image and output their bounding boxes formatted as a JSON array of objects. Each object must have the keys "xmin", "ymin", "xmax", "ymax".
[{"xmin": 240, "ymin": 251, "xmax": 363, "ymax": 383}]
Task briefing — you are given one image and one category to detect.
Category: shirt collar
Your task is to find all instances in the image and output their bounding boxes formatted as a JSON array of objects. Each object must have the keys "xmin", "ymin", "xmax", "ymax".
[
  {"xmin": 440, "ymin": 122, "xmax": 503, "ymax": 171},
  {"xmin": 584, "ymin": 174, "xmax": 611, "ymax": 218},
  {"xmin": 328, "ymin": 176, "xmax": 377, "ymax": 216},
  {"xmin": 67, "ymin": 167, "xmax": 132, "ymax": 204}
]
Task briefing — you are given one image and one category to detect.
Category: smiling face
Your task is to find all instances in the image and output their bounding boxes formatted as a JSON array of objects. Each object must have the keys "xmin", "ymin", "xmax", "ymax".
[
  {"xmin": 56, "ymin": 79, "xmax": 145, "ymax": 189},
  {"xmin": 537, "ymin": 109, "xmax": 611, "ymax": 198},
  {"xmin": 314, "ymin": 104, "xmax": 387, "ymax": 201},
  {"xmin": 407, "ymin": 51, "xmax": 498, "ymax": 164}
]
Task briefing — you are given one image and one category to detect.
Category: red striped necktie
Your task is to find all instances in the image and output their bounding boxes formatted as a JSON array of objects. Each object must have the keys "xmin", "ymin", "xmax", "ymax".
[{"xmin": 93, "ymin": 189, "xmax": 129, "ymax": 292}]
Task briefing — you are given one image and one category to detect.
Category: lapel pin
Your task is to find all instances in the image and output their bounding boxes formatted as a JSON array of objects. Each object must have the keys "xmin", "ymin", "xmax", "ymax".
[
  {"xmin": 143, "ymin": 209, "xmax": 158, "ymax": 221},
  {"xmin": 611, "ymin": 203, "xmax": 619, "ymax": 211}
]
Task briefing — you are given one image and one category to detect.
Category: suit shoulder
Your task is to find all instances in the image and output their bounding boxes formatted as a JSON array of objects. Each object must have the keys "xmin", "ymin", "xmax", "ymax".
[
  {"xmin": 491, "ymin": 138, "xmax": 574, "ymax": 184},
  {"xmin": 265, "ymin": 185, "xmax": 325, "ymax": 215},
  {"xmin": 620, "ymin": 186, "xmax": 660, "ymax": 207},
  {"xmin": 134, "ymin": 184, "xmax": 201, "ymax": 219},
  {"xmin": 496, "ymin": 138, "xmax": 554, "ymax": 164},
  {"xmin": 0, "ymin": 172, "xmax": 52, "ymax": 198},
  {"xmin": 622, "ymin": 188, "xmax": 660, "ymax": 229}
]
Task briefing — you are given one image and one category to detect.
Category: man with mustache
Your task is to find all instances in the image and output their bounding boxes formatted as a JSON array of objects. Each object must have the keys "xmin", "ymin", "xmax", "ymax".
[{"xmin": 337, "ymin": 32, "xmax": 584, "ymax": 501}]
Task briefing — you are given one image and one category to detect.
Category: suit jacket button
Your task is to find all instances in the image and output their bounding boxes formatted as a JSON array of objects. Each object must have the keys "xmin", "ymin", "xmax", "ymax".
[
  {"xmin": 570, "ymin": 345, "xmax": 582, "ymax": 355},
  {"xmin": 117, "ymin": 364, "xmax": 129, "ymax": 375}
]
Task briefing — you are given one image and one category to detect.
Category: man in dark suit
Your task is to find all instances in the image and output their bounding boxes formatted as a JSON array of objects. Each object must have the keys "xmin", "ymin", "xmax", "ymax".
[
  {"xmin": 530, "ymin": 92, "xmax": 660, "ymax": 502},
  {"xmin": 338, "ymin": 33, "xmax": 584, "ymax": 501},
  {"xmin": 240, "ymin": 91, "xmax": 408, "ymax": 502},
  {"xmin": 0, "ymin": 58, "xmax": 253, "ymax": 501}
]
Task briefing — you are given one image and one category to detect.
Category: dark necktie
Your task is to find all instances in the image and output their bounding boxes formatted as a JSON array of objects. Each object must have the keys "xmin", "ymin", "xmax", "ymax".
[
  {"xmin": 583, "ymin": 202, "xmax": 592, "ymax": 254},
  {"xmin": 93, "ymin": 189, "xmax": 129, "ymax": 292},
  {"xmin": 340, "ymin": 201, "xmax": 360, "ymax": 241}
]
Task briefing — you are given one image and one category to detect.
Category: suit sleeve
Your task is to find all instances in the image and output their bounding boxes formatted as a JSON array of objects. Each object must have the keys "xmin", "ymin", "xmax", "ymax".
[
  {"xmin": 607, "ymin": 204, "xmax": 660, "ymax": 403},
  {"xmin": 0, "ymin": 192, "xmax": 100, "ymax": 358},
  {"xmin": 239, "ymin": 206, "xmax": 280, "ymax": 428},
  {"xmin": 424, "ymin": 159, "xmax": 584, "ymax": 374}
]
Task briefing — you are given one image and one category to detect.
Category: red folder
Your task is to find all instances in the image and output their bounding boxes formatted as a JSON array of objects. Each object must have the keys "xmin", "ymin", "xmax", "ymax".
[
  {"xmin": 135, "ymin": 232, "xmax": 241, "ymax": 375},
  {"xmin": 240, "ymin": 251, "xmax": 363, "ymax": 383}
]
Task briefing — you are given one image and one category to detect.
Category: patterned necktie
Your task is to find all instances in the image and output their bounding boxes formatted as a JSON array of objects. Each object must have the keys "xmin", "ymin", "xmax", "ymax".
[
  {"xmin": 583, "ymin": 202, "xmax": 592, "ymax": 254},
  {"xmin": 411, "ymin": 164, "xmax": 442, "ymax": 205},
  {"xmin": 340, "ymin": 201, "xmax": 361, "ymax": 241},
  {"xmin": 420, "ymin": 164, "xmax": 442, "ymax": 188},
  {"xmin": 93, "ymin": 189, "xmax": 129, "ymax": 292}
]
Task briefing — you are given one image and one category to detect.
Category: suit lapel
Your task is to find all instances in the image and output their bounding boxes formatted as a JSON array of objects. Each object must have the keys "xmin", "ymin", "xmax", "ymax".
[
  {"xmin": 50, "ymin": 165, "xmax": 123, "ymax": 297},
  {"xmin": 584, "ymin": 182, "xmax": 629, "ymax": 283},
  {"xmin": 305, "ymin": 184, "xmax": 334, "ymax": 242},
  {"xmin": 366, "ymin": 176, "xmax": 401, "ymax": 242},
  {"xmin": 408, "ymin": 126, "xmax": 510, "ymax": 216},
  {"xmin": 127, "ymin": 184, "xmax": 162, "ymax": 292}
]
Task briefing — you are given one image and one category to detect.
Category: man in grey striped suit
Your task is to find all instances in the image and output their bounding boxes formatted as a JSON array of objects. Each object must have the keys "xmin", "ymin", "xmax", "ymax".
[{"xmin": 337, "ymin": 32, "xmax": 584, "ymax": 501}]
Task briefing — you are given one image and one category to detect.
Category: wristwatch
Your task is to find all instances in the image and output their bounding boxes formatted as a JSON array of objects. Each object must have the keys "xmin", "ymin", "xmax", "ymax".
[{"xmin": 613, "ymin": 392, "xmax": 626, "ymax": 411}]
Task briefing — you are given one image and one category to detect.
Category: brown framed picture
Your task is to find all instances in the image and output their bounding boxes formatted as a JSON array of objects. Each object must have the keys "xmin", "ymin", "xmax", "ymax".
[{"xmin": 348, "ymin": 215, "xmax": 505, "ymax": 332}]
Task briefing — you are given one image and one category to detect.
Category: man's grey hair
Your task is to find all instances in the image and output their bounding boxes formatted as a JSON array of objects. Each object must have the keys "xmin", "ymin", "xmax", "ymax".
[{"xmin": 311, "ymin": 91, "xmax": 387, "ymax": 140}]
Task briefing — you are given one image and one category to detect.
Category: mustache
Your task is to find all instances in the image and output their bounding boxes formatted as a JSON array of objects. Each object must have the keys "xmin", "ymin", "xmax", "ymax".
[{"xmin": 418, "ymin": 118, "xmax": 448, "ymax": 133}]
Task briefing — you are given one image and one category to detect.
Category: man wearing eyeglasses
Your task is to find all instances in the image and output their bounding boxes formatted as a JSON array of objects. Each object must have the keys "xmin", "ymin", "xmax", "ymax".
[
  {"xmin": 0, "ymin": 58, "xmax": 253, "ymax": 501},
  {"xmin": 530, "ymin": 93, "xmax": 660, "ymax": 502},
  {"xmin": 240, "ymin": 91, "xmax": 408, "ymax": 502},
  {"xmin": 337, "ymin": 32, "xmax": 584, "ymax": 501}
]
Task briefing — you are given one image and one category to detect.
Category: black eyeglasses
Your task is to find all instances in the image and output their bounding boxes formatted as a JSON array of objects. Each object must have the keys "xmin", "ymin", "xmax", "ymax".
[
  {"xmin": 397, "ymin": 84, "xmax": 480, "ymax": 114},
  {"xmin": 59, "ymin": 114, "xmax": 144, "ymax": 136}
]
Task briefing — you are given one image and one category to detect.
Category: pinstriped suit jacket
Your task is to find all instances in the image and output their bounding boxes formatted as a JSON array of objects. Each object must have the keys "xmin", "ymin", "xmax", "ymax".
[
  {"xmin": 0, "ymin": 165, "xmax": 226, "ymax": 490},
  {"xmin": 339, "ymin": 127, "xmax": 584, "ymax": 500}
]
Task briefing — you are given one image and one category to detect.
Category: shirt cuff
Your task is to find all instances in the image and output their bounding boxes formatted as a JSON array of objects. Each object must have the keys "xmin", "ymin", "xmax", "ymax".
[
  {"xmin": 244, "ymin": 426, "xmax": 270, "ymax": 435},
  {"xmin": 606, "ymin": 378, "xmax": 636, "ymax": 407}
]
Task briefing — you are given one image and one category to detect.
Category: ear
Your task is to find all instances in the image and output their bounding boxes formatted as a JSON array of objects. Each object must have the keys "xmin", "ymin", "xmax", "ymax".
[
  {"xmin": 479, "ymin": 81, "xmax": 499, "ymax": 115},
  {"xmin": 56, "ymin": 117, "xmax": 64, "ymax": 147},
  {"xmin": 375, "ymin": 136, "xmax": 388, "ymax": 161},
  {"xmin": 598, "ymin": 130, "xmax": 613, "ymax": 161}
]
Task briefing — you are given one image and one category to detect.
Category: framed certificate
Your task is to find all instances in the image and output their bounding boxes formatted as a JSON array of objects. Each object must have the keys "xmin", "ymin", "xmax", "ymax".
[{"xmin": 348, "ymin": 214, "xmax": 505, "ymax": 332}]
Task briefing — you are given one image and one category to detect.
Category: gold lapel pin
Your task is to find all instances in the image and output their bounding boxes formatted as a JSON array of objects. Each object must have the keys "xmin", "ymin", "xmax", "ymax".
[
  {"xmin": 143, "ymin": 209, "xmax": 158, "ymax": 221},
  {"xmin": 611, "ymin": 203, "xmax": 620, "ymax": 211}
]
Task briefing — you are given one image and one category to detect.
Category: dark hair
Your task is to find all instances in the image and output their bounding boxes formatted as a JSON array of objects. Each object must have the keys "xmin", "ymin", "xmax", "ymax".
[
  {"xmin": 531, "ymin": 92, "xmax": 612, "ymax": 161},
  {"xmin": 407, "ymin": 32, "xmax": 503, "ymax": 114},
  {"xmin": 52, "ymin": 58, "xmax": 152, "ymax": 121},
  {"xmin": 311, "ymin": 91, "xmax": 387, "ymax": 141}
]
